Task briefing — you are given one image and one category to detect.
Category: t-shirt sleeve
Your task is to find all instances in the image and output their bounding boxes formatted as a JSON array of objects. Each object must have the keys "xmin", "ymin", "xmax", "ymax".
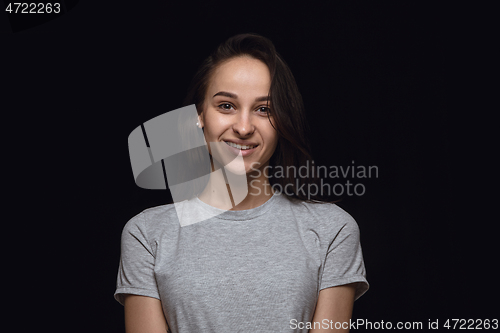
[
  {"xmin": 319, "ymin": 218, "xmax": 369, "ymax": 301},
  {"xmin": 114, "ymin": 211, "xmax": 160, "ymax": 305}
]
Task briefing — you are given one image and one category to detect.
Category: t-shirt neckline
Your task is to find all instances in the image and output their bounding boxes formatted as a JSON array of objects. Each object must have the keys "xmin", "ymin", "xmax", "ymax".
[{"xmin": 194, "ymin": 192, "xmax": 280, "ymax": 221}]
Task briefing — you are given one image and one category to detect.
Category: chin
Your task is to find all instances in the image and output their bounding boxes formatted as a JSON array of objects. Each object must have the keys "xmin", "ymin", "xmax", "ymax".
[{"xmin": 223, "ymin": 163, "xmax": 248, "ymax": 176}]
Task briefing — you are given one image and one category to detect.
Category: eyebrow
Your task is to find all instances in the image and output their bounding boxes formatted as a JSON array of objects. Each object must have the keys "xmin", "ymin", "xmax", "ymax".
[{"xmin": 212, "ymin": 91, "xmax": 270, "ymax": 102}]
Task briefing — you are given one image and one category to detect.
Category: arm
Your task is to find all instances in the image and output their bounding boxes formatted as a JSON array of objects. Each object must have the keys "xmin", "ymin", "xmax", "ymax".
[
  {"xmin": 309, "ymin": 283, "xmax": 357, "ymax": 332},
  {"xmin": 124, "ymin": 295, "xmax": 169, "ymax": 333}
]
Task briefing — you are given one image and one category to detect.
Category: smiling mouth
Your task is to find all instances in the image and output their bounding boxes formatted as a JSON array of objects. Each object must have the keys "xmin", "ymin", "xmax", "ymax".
[{"xmin": 224, "ymin": 141, "xmax": 258, "ymax": 150}]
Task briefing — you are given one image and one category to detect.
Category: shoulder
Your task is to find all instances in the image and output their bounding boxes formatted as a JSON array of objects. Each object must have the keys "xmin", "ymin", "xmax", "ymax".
[
  {"xmin": 282, "ymin": 195, "xmax": 360, "ymax": 236},
  {"xmin": 283, "ymin": 195, "xmax": 357, "ymax": 225},
  {"xmin": 122, "ymin": 202, "xmax": 180, "ymax": 239}
]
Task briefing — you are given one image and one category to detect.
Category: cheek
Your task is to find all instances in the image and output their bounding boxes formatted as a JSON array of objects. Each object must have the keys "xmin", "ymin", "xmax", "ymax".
[
  {"xmin": 202, "ymin": 118, "xmax": 218, "ymax": 141},
  {"xmin": 263, "ymin": 128, "xmax": 279, "ymax": 154},
  {"xmin": 264, "ymin": 120, "xmax": 279, "ymax": 144},
  {"xmin": 203, "ymin": 111, "xmax": 230, "ymax": 139}
]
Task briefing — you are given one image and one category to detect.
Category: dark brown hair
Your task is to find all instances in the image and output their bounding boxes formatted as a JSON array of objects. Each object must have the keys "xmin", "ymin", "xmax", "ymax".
[{"xmin": 183, "ymin": 33, "xmax": 333, "ymax": 202}]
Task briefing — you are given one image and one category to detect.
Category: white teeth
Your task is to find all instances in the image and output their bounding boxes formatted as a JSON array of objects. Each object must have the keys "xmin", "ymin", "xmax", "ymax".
[{"xmin": 224, "ymin": 141, "xmax": 257, "ymax": 150}]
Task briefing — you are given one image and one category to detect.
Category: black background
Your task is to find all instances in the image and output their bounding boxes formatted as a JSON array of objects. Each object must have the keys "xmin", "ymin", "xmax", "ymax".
[{"xmin": 3, "ymin": 1, "xmax": 491, "ymax": 332}]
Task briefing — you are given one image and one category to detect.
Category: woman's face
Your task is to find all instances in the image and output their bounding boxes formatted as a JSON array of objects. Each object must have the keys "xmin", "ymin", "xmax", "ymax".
[{"xmin": 199, "ymin": 56, "xmax": 278, "ymax": 175}]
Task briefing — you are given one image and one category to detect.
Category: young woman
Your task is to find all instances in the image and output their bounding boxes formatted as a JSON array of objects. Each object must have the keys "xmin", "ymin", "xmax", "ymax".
[{"xmin": 115, "ymin": 33, "xmax": 369, "ymax": 333}]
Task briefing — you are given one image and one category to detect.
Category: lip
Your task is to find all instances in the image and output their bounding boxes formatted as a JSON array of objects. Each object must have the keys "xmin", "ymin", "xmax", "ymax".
[
  {"xmin": 223, "ymin": 138, "xmax": 259, "ymax": 146},
  {"xmin": 222, "ymin": 140, "xmax": 259, "ymax": 157}
]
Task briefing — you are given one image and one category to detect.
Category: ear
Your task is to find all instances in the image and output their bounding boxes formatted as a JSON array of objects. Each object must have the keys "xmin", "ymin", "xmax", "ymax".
[{"xmin": 197, "ymin": 113, "xmax": 204, "ymax": 129}]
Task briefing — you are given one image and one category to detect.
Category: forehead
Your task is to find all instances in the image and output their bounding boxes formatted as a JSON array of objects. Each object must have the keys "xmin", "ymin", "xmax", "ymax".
[{"xmin": 207, "ymin": 57, "xmax": 271, "ymax": 95}]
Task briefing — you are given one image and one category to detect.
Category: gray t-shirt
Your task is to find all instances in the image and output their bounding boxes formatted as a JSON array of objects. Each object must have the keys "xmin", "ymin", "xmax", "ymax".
[{"xmin": 114, "ymin": 193, "xmax": 369, "ymax": 332}]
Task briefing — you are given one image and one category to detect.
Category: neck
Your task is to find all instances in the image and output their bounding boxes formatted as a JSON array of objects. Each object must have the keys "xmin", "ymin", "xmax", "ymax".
[{"xmin": 198, "ymin": 163, "xmax": 274, "ymax": 211}]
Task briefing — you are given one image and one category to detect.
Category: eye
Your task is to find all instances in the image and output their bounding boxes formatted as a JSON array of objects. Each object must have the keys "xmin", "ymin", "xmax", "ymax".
[
  {"xmin": 218, "ymin": 103, "xmax": 234, "ymax": 111},
  {"xmin": 257, "ymin": 106, "xmax": 271, "ymax": 115}
]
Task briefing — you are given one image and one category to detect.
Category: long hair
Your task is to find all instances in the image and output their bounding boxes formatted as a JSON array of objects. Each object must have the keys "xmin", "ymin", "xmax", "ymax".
[{"xmin": 183, "ymin": 33, "xmax": 335, "ymax": 203}]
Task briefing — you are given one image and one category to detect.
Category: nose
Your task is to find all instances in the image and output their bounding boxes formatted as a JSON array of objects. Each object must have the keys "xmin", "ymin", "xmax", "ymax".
[{"xmin": 232, "ymin": 110, "xmax": 255, "ymax": 137}]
